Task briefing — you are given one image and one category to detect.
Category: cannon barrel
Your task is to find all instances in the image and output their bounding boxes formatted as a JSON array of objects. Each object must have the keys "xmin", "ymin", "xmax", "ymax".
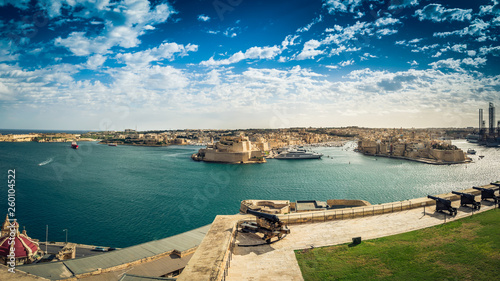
[
  {"xmin": 246, "ymin": 209, "xmax": 280, "ymax": 223},
  {"xmin": 473, "ymin": 186, "xmax": 498, "ymax": 193},
  {"xmin": 490, "ymin": 182, "xmax": 500, "ymax": 187},
  {"xmin": 452, "ymin": 191, "xmax": 474, "ymax": 198},
  {"xmin": 427, "ymin": 195, "xmax": 451, "ymax": 204}
]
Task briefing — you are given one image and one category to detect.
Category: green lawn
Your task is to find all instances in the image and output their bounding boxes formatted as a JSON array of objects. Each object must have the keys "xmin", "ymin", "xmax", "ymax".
[{"xmin": 295, "ymin": 209, "xmax": 500, "ymax": 281}]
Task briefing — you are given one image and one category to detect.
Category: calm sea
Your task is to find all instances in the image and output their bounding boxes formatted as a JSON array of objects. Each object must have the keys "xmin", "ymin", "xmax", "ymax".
[{"xmin": 0, "ymin": 140, "xmax": 498, "ymax": 248}]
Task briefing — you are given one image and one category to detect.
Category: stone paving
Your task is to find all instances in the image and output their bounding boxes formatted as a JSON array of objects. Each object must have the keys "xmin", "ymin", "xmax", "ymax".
[{"xmin": 226, "ymin": 201, "xmax": 498, "ymax": 281}]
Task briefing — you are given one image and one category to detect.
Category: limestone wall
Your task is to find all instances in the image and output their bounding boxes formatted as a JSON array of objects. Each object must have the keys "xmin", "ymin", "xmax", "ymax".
[
  {"xmin": 429, "ymin": 149, "xmax": 465, "ymax": 162},
  {"xmin": 204, "ymin": 151, "xmax": 251, "ymax": 163},
  {"xmin": 279, "ymin": 184, "xmax": 496, "ymax": 225}
]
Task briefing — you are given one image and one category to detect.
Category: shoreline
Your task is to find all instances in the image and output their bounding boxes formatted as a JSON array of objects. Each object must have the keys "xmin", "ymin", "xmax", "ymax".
[{"xmin": 358, "ymin": 151, "xmax": 472, "ymax": 165}]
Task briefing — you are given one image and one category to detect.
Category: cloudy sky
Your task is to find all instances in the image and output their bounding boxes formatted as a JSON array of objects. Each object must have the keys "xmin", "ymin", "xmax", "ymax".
[{"xmin": 0, "ymin": 0, "xmax": 499, "ymax": 131}]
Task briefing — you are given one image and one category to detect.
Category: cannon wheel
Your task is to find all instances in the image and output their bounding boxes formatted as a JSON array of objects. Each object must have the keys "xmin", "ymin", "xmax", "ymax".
[{"xmin": 266, "ymin": 238, "xmax": 271, "ymax": 244}]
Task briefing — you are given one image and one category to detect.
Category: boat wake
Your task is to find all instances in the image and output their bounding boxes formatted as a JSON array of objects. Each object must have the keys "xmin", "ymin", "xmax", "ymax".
[{"xmin": 38, "ymin": 157, "xmax": 54, "ymax": 166}]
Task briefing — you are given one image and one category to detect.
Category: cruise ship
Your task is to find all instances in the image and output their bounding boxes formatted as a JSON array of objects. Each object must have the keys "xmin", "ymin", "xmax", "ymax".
[{"xmin": 274, "ymin": 148, "xmax": 323, "ymax": 159}]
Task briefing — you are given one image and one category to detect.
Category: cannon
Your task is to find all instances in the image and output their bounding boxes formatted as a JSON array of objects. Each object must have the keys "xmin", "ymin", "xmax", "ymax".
[
  {"xmin": 427, "ymin": 195, "xmax": 457, "ymax": 216},
  {"xmin": 452, "ymin": 191, "xmax": 481, "ymax": 210},
  {"xmin": 473, "ymin": 186, "xmax": 500, "ymax": 205},
  {"xmin": 240, "ymin": 209, "xmax": 290, "ymax": 243},
  {"xmin": 490, "ymin": 182, "xmax": 500, "ymax": 187}
]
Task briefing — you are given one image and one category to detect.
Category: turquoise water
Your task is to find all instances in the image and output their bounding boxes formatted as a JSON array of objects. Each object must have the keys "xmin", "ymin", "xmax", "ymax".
[{"xmin": 0, "ymin": 140, "xmax": 498, "ymax": 248}]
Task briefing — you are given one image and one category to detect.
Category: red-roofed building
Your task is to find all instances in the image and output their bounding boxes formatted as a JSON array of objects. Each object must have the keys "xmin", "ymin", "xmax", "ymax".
[{"xmin": 0, "ymin": 215, "xmax": 42, "ymax": 265}]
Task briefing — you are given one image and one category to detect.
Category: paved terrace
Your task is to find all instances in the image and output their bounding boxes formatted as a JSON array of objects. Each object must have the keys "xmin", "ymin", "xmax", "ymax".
[{"xmin": 178, "ymin": 183, "xmax": 499, "ymax": 281}]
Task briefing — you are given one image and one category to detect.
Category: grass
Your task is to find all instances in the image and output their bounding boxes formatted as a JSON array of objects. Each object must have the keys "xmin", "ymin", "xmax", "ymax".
[{"xmin": 295, "ymin": 209, "xmax": 500, "ymax": 281}]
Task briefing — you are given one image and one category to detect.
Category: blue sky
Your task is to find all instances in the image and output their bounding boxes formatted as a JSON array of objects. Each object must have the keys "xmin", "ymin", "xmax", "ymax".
[{"xmin": 0, "ymin": 0, "xmax": 499, "ymax": 130}]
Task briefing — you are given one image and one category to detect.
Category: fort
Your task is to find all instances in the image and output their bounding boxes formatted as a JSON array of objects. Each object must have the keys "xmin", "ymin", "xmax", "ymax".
[{"xmin": 192, "ymin": 135, "xmax": 266, "ymax": 163}]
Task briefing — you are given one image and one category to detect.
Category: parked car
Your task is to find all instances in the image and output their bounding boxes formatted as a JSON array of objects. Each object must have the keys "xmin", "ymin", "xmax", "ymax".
[{"xmin": 93, "ymin": 247, "xmax": 107, "ymax": 252}]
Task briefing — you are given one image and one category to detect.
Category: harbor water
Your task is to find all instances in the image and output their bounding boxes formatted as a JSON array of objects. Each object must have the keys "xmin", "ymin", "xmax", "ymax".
[{"xmin": 0, "ymin": 140, "xmax": 498, "ymax": 248}]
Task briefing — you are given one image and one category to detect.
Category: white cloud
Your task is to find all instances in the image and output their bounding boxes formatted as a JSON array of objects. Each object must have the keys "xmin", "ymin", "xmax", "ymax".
[
  {"xmin": 200, "ymin": 46, "xmax": 282, "ymax": 66},
  {"xmin": 429, "ymin": 57, "xmax": 487, "ymax": 71},
  {"xmin": 451, "ymin": 44, "xmax": 467, "ymax": 53},
  {"xmin": 330, "ymin": 46, "xmax": 360, "ymax": 56},
  {"xmin": 116, "ymin": 42, "xmax": 198, "ymax": 67},
  {"xmin": 323, "ymin": 0, "xmax": 364, "ymax": 16},
  {"xmin": 374, "ymin": 16, "xmax": 400, "ymax": 27},
  {"xmin": 408, "ymin": 60, "xmax": 419, "ymax": 66},
  {"xmin": 86, "ymin": 54, "xmax": 106, "ymax": 70},
  {"xmin": 360, "ymin": 52, "xmax": 376, "ymax": 61},
  {"xmin": 54, "ymin": 0, "xmax": 175, "ymax": 56},
  {"xmin": 467, "ymin": 50, "xmax": 477, "ymax": 56},
  {"xmin": 389, "ymin": 0, "xmax": 419, "ymax": 10},
  {"xmin": 296, "ymin": 39, "xmax": 324, "ymax": 60},
  {"xmin": 432, "ymin": 52, "xmax": 442, "ymax": 58},
  {"xmin": 321, "ymin": 21, "xmax": 371, "ymax": 46},
  {"xmin": 223, "ymin": 26, "xmax": 240, "ymax": 38},
  {"xmin": 461, "ymin": 57, "xmax": 487, "ymax": 67},
  {"xmin": 433, "ymin": 19, "xmax": 490, "ymax": 40},
  {"xmin": 339, "ymin": 59, "xmax": 354, "ymax": 67},
  {"xmin": 198, "ymin": 14, "xmax": 210, "ymax": 22},
  {"xmin": 415, "ymin": 4, "xmax": 472, "ymax": 22},
  {"xmin": 479, "ymin": 0, "xmax": 500, "ymax": 16},
  {"xmin": 296, "ymin": 15, "xmax": 323, "ymax": 33},
  {"xmin": 376, "ymin": 28, "xmax": 398, "ymax": 37},
  {"xmin": 281, "ymin": 35, "xmax": 300, "ymax": 48},
  {"xmin": 479, "ymin": 45, "xmax": 500, "ymax": 56},
  {"xmin": 429, "ymin": 58, "xmax": 463, "ymax": 71},
  {"xmin": 411, "ymin": 44, "xmax": 439, "ymax": 53}
]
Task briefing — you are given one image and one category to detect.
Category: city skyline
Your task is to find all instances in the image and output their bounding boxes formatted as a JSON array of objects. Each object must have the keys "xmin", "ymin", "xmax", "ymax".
[{"xmin": 0, "ymin": 0, "xmax": 499, "ymax": 130}]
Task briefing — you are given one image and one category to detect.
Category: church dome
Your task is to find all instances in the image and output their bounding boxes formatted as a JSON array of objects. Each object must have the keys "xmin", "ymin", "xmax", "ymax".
[{"xmin": 0, "ymin": 215, "xmax": 41, "ymax": 264}]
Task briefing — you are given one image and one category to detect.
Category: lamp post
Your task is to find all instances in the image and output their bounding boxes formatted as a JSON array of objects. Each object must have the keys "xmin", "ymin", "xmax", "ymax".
[{"xmin": 63, "ymin": 229, "xmax": 68, "ymax": 244}]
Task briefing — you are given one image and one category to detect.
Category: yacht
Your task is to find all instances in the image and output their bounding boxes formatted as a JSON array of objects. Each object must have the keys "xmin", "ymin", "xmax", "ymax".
[{"xmin": 274, "ymin": 148, "xmax": 323, "ymax": 159}]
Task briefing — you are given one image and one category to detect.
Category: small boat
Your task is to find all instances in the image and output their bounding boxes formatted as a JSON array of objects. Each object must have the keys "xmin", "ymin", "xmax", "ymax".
[
  {"xmin": 108, "ymin": 143, "xmax": 117, "ymax": 146},
  {"xmin": 71, "ymin": 141, "xmax": 79, "ymax": 149},
  {"xmin": 467, "ymin": 149, "xmax": 476, "ymax": 155}
]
